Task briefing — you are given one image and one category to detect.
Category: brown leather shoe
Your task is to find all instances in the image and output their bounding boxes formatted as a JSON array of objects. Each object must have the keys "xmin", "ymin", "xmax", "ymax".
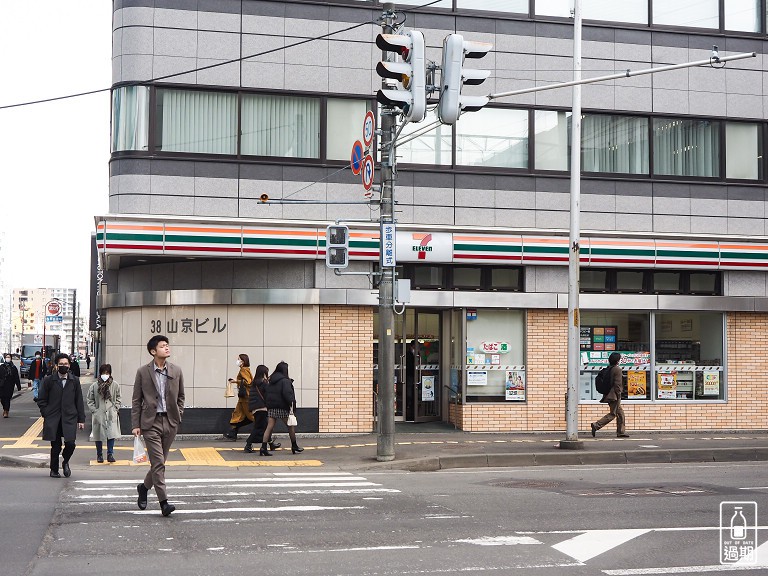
[
  {"xmin": 2, "ymin": 410, "xmax": 8, "ymax": 418},
  {"xmin": 617, "ymin": 433, "xmax": 630, "ymax": 438}
]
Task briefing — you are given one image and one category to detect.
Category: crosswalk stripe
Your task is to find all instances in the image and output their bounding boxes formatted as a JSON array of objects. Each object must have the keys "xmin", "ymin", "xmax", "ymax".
[
  {"xmin": 120, "ymin": 505, "xmax": 366, "ymax": 515},
  {"xmin": 553, "ymin": 529, "xmax": 652, "ymax": 562}
]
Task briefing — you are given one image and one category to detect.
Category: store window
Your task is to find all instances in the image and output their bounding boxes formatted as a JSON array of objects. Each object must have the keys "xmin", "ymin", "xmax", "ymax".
[
  {"xmin": 580, "ymin": 312, "xmax": 651, "ymax": 402},
  {"xmin": 456, "ymin": 107, "xmax": 528, "ymax": 168},
  {"xmin": 452, "ymin": 267, "xmax": 482, "ymax": 289},
  {"xmin": 413, "ymin": 266, "xmax": 445, "ymax": 289},
  {"xmin": 582, "ymin": 115, "xmax": 649, "ymax": 175},
  {"xmin": 465, "ymin": 309, "xmax": 526, "ymax": 402},
  {"xmin": 653, "ymin": 0, "xmax": 718, "ymax": 28},
  {"xmin": 241, "ymin": 94, "xmax": 320, "ymax": 158},
  {"xmin": 156, "ymin": 89, "xmax": 237, "ymax": 154},
  {"xmin": 726, "ymin": 0, "xmax": 760, "ymax": 31},
  {"xmin": 536, "ymin": 0, "xmax": 647, "ymax": 23},
  {"xmin": 327, "ymin": 99, "xmax": 372, "ymax": 161},
  {"xmin": 653, "ymin": 118, "xmax": 720, "ymax": 178},
  {"xmin": 111, "ymin": 85, "xmax": 149, "ymax": 152},
  {"xmin": 397, "ymin": 109, "xmax": 452, "ymax": 165},
  {"xmin": 535, "ymin": 110, "xmax": 570, "ymax": 171},
  {"xmin": 726, "ymin": 122, "xmax": 762, "ymax": 180},
  {"xmin": 655, "ymin": 312, "xmax": 724, "ymax": 400},
  {"xmin": 458, "ymin": 0, "xmax": 527, "ymax": 13}
]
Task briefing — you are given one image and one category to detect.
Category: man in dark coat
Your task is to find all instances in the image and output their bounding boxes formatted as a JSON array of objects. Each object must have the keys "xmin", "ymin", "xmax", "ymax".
[
  {"xmin": 590, "ymin": 352, "xmax": 629, "ymax": 438},
  {"xmin": 37, "ymin": 353, "xmax": 85, "ymax": 478},
  {"xmin": 69, "ymin": 355, "xmax": 81, "ymax": 377},
  {"xmin": 1, "ymin": 353, "xmax": 22, "ymax": 417}
]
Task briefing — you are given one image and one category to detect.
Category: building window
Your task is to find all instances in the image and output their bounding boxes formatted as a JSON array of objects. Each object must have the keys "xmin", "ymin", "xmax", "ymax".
[
  {"xmin": 581, "ymin": 269, "xmax": 608, "ymax": 292},
  {"xmin": 726, "ymin": 122, "xmax": 762, "ymax": 180},
  {"xmin": 535, "ymin": 110, "xmax": 570, "ymax": 171},
  {"xmin": 327, "ymin": 99, "xmax": 372, "ymax": 161},
  {"xmin": 397, "ymin": 108, "xmax": 452, "ymax": 165},
  {"xmin": 156, "ymin": 89, "xmax": 237, "ymax": 154},
  {"xmin": 536, "ymin": 0, "xmax": 648, "ymax": 23},
  {"xmin": 652, "ymin": 118, "xmax": 720, "ymax": 178},
  {"xmin": 490, "ymin": 267, "xmax": 522, "ymax": 291},
  {"xmin": 655, "ymin": 312, "xmax": 724, "ymax": 400},
  {"xmin": 616, "ymin": 271, "xmax": 646, "ymax": 293},
  {"xmin": 580, "ymin": 312, "xmax": 651, "ymax": 402},
  {"xmin": 111, "ymin": 85, "xmax": 149, "ymax": 152},
  {"xmin": 458, "ymin": 0, "xmax": 527, "ymax": 13},
  {"xmin": 413, "ymin": 266, "xmax": 445, "ymax": 290},
  {"xmin": 452, "ymin": 267, "xmax": 482, "ymax": 289},
  {"xmin": 465, "ymin": 309, "xmax": 526, "ymax": 402},
  {"xmin": 580, "ymin": 269, "xmax": 721, "ymax": 296},
  {"xmin": 399, "ymin": 265, "xmax": 524, "ymax": 292},
  {"xmin": 241, "ymin": 94, "xmax": 319, "ymax": 158},
  {"xmin": 456, "ymin": 107, "xmax": 528, "ymax": 168},
  {"xmin": 582, "ymin": 115, "xmax": 649, "ymax": 174},
  {"xmin": 726, "ymin": 0, "xmax": 760, "ymax": 31},
  {"xmin": 653, "ymin": 0, "xmax": 719, "ymax": 28}
]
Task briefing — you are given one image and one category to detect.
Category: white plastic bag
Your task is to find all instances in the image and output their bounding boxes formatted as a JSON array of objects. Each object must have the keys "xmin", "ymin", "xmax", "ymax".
[
  {"xmin": 133, "ymin": 435, "xmax": 148, "ymax": 464},
  {"xmin": 287, "ymin": 413, "xmax": 298, "ymax": 427}
]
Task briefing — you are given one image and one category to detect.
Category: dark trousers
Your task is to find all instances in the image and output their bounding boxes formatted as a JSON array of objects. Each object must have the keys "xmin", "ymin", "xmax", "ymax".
[
  {"xmin": 50, "ymin": 422, "xmax": 76, "ymax": 473},
  {"xmin": 225, "ymin": 416, "xmax": 253, "ymax": 438},
  {"xmin": 95, "ymin": 438, "xmax": 115, "ymax": 456},
  {"xmin": 245, "ymin": 411, "xmax": 268, "ymax": 445},
  {"xmin": 0, "ymin": 394, "xmax": 11, "ymax": 412}
]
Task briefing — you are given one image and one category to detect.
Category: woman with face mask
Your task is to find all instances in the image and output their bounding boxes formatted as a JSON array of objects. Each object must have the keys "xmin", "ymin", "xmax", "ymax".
[
  {"xmin": 222, "ymin": 354, "xmax": 255, "ymax": 441},
  {"xmin": 86, "ymin": 364, "xmax": 121, "ymax": 463}
]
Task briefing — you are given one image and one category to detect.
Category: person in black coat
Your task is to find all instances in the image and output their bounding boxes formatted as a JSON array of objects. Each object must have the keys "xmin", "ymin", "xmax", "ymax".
[
  {"xmin": 262, "ymin": 361, "xmax": 303, "ymax": 455},
  {"xmin": 69, "ymin": 355, "xmax": 81, "ymax": 377},
  {"xmin": 243, "ymin": 364, "xmax": 280, "ymax": 456},
  {"xmin": 0, "ymin": 353, "xmax": 22, "ymax": 417},
  {"xmin": 37, "ymin": 353, "xmax": 85, "ymax": 478}
]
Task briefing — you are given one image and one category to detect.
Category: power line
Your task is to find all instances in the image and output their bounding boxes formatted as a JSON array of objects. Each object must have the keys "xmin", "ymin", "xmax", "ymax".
[{"xmin": 0, "ymin": 0, "xmax": 442, "ymax": 111}]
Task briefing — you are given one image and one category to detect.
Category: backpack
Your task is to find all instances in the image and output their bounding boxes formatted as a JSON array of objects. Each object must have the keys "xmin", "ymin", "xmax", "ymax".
[{"xmin": 594, "ymin": 365, "xmax": 613, "ymax": 395}]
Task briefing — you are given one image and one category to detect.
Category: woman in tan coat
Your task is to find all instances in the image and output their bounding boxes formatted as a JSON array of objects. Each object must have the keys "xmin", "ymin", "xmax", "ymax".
[{"xmin": 222, "ymin": 354, "xmax": 254, "ymax": 441}]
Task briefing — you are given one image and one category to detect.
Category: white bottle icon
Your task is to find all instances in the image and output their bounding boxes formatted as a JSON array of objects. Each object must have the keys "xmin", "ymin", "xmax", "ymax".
[{"xmin": 731, "ymin": 506, "xmax": 747, "ymax": 540}]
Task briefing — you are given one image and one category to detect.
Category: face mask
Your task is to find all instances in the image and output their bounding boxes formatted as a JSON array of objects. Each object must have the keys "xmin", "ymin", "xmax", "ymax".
[
  {"xmin": 35, "ymin": 356, "xmax": 41, "ymax": 360},
  {"xmin": 3, "ymin": 358, "xmax": 10, "ymax": 363},
  {"xmin": 57, "ymin": 365, "xmax": 69, "ymax": 375},
  {"xmin": 236, "ymin": 359, "xmax": 243, "ymax": 367},
  {"xmin": 100, "ymin": 374, "xmax": 110, "ymax": 382}
]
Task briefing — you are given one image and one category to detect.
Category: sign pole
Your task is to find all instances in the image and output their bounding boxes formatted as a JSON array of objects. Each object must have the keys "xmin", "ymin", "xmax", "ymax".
[{"xmin": 376, "ymin": 2, "xmax": 396, "ymax": 462}]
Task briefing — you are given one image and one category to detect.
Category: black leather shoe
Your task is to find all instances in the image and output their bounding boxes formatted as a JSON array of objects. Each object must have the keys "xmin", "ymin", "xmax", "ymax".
[
  {"xmin": 243, "ymin": 444, "xmax": 254, "ymax": 453},
  {"xmin": 107, "ymin": 454, "xmax": 116, "ymax": 463},
  {"xmin": 617, "ymin": 433, "xmax": 630, "ymax": 438},
  {"xmin": 161, "ymin": 502, "xmax": 176, "ymax": 517},
  {"xmin": 269, "ymin": 441, "xmax": 281, "ymax": 450},
  {"xmin": 62, "ymin": 461, "xmax": 71, "ymax": 477},
  {"xmin": 97, "ymin": 455, "xmax": 104, "ymax": 463},
  {"xmin": 591, "ymin": 423, "xmax": 597, "ymax": 438},
  {"xmin": 50, "ymin": 470, "xmax": 61, "ymax": 478},
  {"xmin": 137, "ymin": 483, "xmax": 148, "ymax": 510}
]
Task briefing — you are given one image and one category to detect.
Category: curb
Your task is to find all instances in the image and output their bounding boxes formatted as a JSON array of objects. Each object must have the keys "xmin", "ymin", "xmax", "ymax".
[
  {"xmin": 0, "ymin": 454, "xmax": 48, "ymax": 469},
  {"xmin": 359, "ymin": 446, "xmax": 768, "ymax": 472}
]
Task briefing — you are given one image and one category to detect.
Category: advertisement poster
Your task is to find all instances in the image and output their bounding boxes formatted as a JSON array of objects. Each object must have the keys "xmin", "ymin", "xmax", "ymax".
[
  {"xmin": 703, "ymin": 371, "xmax": 720, "ymax": 395},
  {"xmin": 421, "ymin": 375, "xmax": 435, "ymax": 401},
  {"xmin": 467, "ymin": 371, "xmax": 488, "ymax": 386},
  {"xmin": 491, "ymin": 354, "xmax": 500, "ymax": 365},
  {"xmin": 473, "ymin": 353, "xmax": 486, "ymax": 365},
  {"xmin": 627, "ymin": 371, "xmax": 647, "ymax": 398},
  {"xmin": 505, "ymin": 371, "xmax": 526, "ymax": 401},
  {"xmin": 657, "ymin": 372, "xmax": 677, "ymax": 399}
]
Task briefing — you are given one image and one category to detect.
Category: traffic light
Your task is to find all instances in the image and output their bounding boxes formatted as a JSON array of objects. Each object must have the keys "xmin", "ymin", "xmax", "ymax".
[
  {"xmin": 375, "ymin": 30, "xmax": 427, "ymax": 123},
  {"xmin": 325, "ymin": 225, "xmax": 349, "ymax": 269},
  {"xmin": 438, "ymin": 34, "xmax": 492, "ymax": 125}
]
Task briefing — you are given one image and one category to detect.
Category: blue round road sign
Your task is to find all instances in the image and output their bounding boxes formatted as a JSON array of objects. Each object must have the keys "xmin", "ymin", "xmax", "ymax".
[{"xmin": 351, "ymin": 140, "xmax": 364, "ymax": 175}]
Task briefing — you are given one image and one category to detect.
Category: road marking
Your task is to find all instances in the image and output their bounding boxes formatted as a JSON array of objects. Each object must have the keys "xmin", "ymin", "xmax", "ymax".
[
  {"xmin": 553, "ymin": 529, "xmax": 652, "ymax": 562},
  {"xmin": 289, "ymin": 545, "xmax": 421, "ymax": 554},
  {"xmin": 120, "ymin": 505, "xmax": 366, "ymax": 515},
  {"xmin": 8, "ymin": 417, "xmax": 43, "ymax": 448},
  {"xmin": 453, "ymin": 536, "xmax": 542, "ymax": 546},
  {"xmin": 604, "ymin": 564, "xmax": 768, "ymax": 574}
]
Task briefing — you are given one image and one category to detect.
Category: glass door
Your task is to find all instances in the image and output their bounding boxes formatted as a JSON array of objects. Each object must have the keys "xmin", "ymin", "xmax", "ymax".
[{"xmin": 413, "ymin": 311, "xmax": 441, "ymax": 422}]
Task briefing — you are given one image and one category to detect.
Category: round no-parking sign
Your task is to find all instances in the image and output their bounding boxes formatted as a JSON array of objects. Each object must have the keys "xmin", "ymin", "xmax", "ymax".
[{"xmin": 350, "ymin": 140, "xmax": 364, "ymax": 175}]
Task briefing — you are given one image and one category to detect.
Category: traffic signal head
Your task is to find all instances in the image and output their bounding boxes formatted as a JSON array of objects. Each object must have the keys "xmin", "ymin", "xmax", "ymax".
[
  {"xmin": 325, "ymin": 225, "xmax": 349, "ymax": 269},
  {"xmin": 375, "ymin": 30, "xmax": 427, "ymax": 123},
  {"xmin": 438, "ymin": 34, "xmax": 492, "ymax": 125}
]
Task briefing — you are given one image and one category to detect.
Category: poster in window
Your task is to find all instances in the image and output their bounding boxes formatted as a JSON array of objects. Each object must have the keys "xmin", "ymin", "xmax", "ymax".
[
  {"xmin": 467, "ymin": 371, "xmax": 488, "ymax": 386},
  {"xmin": 627, "ymin": 371, "xmax": 647, "ymax": 398},
  {"xmin": 491, "ymin": 354, "xmax": 501, "ymax": 365},
  {"xmin": 505, "ymin": 371, "xmax": 526, "ymax": 401},
  {"xmin": 580, "ymin": 327, "xmax": 592, "ymax": 350},
  {"xmin": 473, "ymin": 353, "xmax": 486, "ymax": 365},
  {"xmin": 703, "ymin": 371, "xmax": 720, "ymax": 395},
  {"xmin": 421, "ymin": 375, "xmax": 435, "ymax": 401},
  {"xmin": 657, "ymin": 372, "xmax": 677, "ymax": 399}
]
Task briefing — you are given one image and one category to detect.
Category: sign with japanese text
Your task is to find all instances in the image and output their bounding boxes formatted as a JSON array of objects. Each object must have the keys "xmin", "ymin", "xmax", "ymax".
[
  {"xmin": 380, "ymin": 222, "xmax": 396, "ymax": 267},
  {"xmin": 148, "ymin": 316, "xmax": 227, "ymax": 335},
  {"xmin": 505, "ymin": 371, "xmax": 526, "ymax": 401}
]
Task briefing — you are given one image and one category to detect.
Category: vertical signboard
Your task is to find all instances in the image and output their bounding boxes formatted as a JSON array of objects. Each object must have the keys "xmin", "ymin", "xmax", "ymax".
[
  {"xmin": 381, "ymin": 222, "xmax": 396, "ymax": 267},
  {"xmin": 89, "ymin": 234, "xmax": 103, "ymax": 331}
]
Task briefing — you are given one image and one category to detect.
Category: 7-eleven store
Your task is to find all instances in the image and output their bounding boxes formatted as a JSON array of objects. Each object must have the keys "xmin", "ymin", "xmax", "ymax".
[{"xmin": 96, "ymin": 215, "xmax": 768, "ymax": 434}]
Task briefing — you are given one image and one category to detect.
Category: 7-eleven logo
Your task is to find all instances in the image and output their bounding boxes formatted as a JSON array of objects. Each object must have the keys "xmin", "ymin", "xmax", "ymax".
[{"xmin": 412, "ymin": 233, "xmax": 433, "ymax": 260}]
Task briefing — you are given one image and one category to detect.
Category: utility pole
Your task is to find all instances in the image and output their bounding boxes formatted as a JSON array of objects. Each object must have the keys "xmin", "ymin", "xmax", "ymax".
[
  {"xmin": 70, "ymin": 289, "xmax": 77, "ymax": 356},
  {"xmin": 376, "ymin": 2, "xmax": 396, "ymax": 462}
]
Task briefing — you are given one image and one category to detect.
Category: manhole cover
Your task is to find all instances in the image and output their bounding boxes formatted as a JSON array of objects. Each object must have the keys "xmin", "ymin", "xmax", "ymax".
[
  {"xmin": 564, "ymin": 485, "xmax": 716, "ymax": 497},
  {"xmin": 491, "ymin": 480, "xmax": 562, "ymax": 489}
]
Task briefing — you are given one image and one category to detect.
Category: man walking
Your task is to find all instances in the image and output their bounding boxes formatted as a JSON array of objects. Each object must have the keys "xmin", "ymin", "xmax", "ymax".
[
  {"xmin": 590, "ymin": 352, "xmax": 629, "ymax": 438},
  {"xmin": 28, "ymin": 351, "xmax": 47, "ymax": 400},
  {"xmin": 1, "ymin": 354, "xmax": 22, "ymax": 417},
  {"xmin": 37, "ymin": 354, "xmax": 85, "ymax": 477},
  {"xmin": 132, "ymin": 335, "xmax": 185, "ymax": 517}
]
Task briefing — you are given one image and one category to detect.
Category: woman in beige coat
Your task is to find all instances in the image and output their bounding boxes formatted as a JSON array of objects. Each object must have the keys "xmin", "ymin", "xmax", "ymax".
[{"xmin": 86, "ymin": 364, "xmax": 122, "ymax": 463}]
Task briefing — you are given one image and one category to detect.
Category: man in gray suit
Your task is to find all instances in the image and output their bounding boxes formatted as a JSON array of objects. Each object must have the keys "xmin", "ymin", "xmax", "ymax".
[{"xmin": 131, "ymin": 335, "xmax": 185, "ymax": 516}]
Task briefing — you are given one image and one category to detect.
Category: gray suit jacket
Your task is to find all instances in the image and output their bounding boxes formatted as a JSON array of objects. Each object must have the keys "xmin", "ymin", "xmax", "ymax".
[{"xmin": 131, "ymin": 361, "xmax": 185, "ymax": 430}]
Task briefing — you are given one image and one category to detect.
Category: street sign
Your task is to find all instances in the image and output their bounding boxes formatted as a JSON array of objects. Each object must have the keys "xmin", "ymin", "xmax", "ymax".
[
  {"xmin": 46, "ymin": 300, "xmax": 62, "ymax": 316},
  {"xmin": 380, "ymin": 222, "xmax": 396, "ymax": 267},
  {"xmin": 362, "ymin": 155, "xmax": 374, "ymax": 191},
  {"xmin": 46, "ymin": 315, "xmax": 63, "ymax": 323},
  {"xmin": 363, "ymin": 110, "xmax": 375, "ymax": 147},
  {"xmin": 350, "ymin": 140, "xmax": 364, "ymax": 175}
]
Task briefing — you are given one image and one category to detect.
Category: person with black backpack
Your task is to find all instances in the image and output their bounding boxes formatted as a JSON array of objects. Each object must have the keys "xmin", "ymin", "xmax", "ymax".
[
  {"xmin": 590, "ymin": 352, "xmax": 629, "ymax": 438},
  {"xmin": 0, "ymin": 354, "xmax": 22, "ymax": 418}
]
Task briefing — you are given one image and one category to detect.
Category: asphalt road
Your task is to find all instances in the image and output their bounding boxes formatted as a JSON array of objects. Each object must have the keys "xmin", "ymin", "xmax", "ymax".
[{"xmin": 4, "ymin": 461, "xmax": 767, "ymax": 576}]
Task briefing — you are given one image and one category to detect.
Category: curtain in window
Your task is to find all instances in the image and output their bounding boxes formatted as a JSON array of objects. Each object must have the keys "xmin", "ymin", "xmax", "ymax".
[
  {"xmin": 241, "ymin": 94, "xmax": 319, "ymax": 158},
  {"xmin": 726, "ymin": 122, "xmax": 760, "ymax": 180},
  {"xmin": 111, "ymin": 86, "xmax": 149, "ymax": 152},
  {"xmin": 653, "ymin": 119, "xmax": 720, "ymax": 177},
  {"xmin": 582, "ymin": 115, "xmax": 648, "ymax": 174},
  {"xmin": 156, "ymin": 89, "xmax": 237, "ymax": 154}
]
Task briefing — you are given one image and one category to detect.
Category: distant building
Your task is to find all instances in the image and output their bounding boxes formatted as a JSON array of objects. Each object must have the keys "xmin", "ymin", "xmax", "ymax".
[{"xmin": 11, "ymin": 288, "xmax": 78, "ymax": 354}]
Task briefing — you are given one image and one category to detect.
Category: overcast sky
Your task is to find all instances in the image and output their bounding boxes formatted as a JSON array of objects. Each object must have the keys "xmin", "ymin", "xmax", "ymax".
[{"xmin": 0, "ymin": 1, "xmax": 112, "ymax": 316}]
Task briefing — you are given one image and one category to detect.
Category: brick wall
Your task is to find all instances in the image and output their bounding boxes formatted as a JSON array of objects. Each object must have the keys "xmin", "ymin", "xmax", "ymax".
[{"xmin": 318, "ymin": 306, "xmax": 374, "ymax": 432}]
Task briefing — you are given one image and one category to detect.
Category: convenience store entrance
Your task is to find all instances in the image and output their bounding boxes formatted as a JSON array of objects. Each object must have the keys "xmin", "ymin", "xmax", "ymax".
[{"xmin": 398, "ymin": 309, "xmax": 441, "ymax": 423}]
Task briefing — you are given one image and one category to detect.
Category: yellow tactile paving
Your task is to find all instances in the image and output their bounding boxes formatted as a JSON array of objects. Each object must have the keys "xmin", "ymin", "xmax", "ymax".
[
  {"xmin": 7, "ymin": 417, "xmax": 44, "ymax": 448},
  {"xmin": 90, "ymin": 459, "xmax": 322, "ymax": 467}
]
